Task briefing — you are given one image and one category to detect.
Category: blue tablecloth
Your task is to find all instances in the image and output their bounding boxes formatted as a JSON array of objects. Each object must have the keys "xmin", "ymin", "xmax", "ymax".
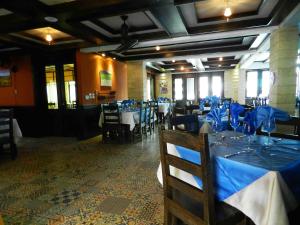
[{"xmin": 175, "ymin": 131, "xmax": 300, "ymax": 201}]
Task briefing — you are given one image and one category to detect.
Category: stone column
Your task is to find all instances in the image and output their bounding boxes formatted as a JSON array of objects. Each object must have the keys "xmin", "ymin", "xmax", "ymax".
[
  {"xmin": 127, "ymin": 61, "xmax": 147, "ymax": 100},
  {"xmin": 224, "ymin": 66, "xmax": 241, "ymax": 102},
  {"xmin": 269, "ymin": 26, "xmax": 299, "ymax": 114}
]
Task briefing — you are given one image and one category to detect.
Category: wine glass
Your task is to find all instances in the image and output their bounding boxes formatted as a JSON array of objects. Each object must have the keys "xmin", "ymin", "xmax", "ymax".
[
  {"xmin": 261, "ymin": 118, "xmax": 276, "ymax": 146},
  {"xmin": 212, "ymin": 120, "xmax": 223, "ymax": 145},
  {"xmin": 243, "ymin": 122, "xmax": 255, "ymax": 150},
  {"xmin": 230, "ymin": 116, "xmax": 240, "ymax": 139}
]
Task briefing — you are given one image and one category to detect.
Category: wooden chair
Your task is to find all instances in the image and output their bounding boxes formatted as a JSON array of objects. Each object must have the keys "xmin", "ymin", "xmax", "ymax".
[
  {"xmin": 169, "ymin": 114, "xmax": 199, "ymax": 134},
  {"xmin": 0, "ymin": 109, "xmax": 17, "ymax": 159},
  {"xmin": 149, "ymin": 100, "xmax": 159, "ymax": 131},
  {"xmin": 257, "ymin": 116, "xmax": 300, "ymax": 140},
  {"xmin": 133, "ymin": 101, "xmax": 148, "ymax": 140},
  {"xmin": 159, "ymin": 127, "xmax": 246, "ymax": 225},
  {"xmin": 102, "ymin": 104, "xmax": 125, "ymax": 143}
]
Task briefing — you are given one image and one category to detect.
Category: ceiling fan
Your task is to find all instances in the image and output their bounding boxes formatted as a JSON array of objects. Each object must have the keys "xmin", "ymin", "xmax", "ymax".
[{"xmin": 114, "ymin": 15, "xmax": 138, "ymax": 53}]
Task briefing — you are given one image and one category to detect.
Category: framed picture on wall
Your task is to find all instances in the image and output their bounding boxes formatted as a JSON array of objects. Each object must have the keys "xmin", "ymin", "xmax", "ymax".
[
  {"xmin": 100, "ymin": 70, "xmax": 112, "ymax": 87},
  {"xmin": 0, "ymin": 69, "xmax": 11, "ymax": 87},
  {"xmin": 159, "ymin": 79, "xmax": 168, "ymax": 94}
]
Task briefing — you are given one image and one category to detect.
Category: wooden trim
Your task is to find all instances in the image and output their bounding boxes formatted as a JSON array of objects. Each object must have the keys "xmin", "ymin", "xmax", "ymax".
[
  {"xmin": 167, "ymin": 175, "xmax": 204, "ymax": 201},
  {"xmin": 166, "ymin": 154, "xmax": 203, "ymax": 178},
  {"xmin": 166, "ymin": 198, "xmax": 206, "ymax": 225}
]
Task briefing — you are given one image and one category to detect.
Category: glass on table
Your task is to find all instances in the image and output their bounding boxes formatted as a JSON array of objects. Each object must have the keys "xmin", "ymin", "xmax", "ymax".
[
  {"xmin": 243, "ymin": 122, "xmax": 256, "ymax": 150},
  {"xmin": 212, "ymin": 120, "xmax": 223, "ymax": 145},
  {"xmin": 230, "ymin": 116, "xmax": 240, "ymax": 139},
  {"xmin": 261, "ymin": 118, "xmax": 276, "ymax": 147}
]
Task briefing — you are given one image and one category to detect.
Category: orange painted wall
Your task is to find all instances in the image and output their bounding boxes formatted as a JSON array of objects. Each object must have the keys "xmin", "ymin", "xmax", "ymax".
[
  {"xmin": 76, "ymin": 51, "xmax": 128, "ymax": 105},
  {"xmin": 0, "ymin": 55, "xmax": 34, "ymax": 106}
]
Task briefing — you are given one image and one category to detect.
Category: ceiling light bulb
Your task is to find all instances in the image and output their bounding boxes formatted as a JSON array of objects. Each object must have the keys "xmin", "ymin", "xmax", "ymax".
[
  {"xmin": 224, "ymin": 7, "xmax": 232, "ymax": 17},
  {"xmin": 45, "ymin": 34, "xmax": 52, "ymax": 42},
  {"xmin": 180, "ymin": 66, "xmax": 184, "ymax": 71},
  {"xmin": 155, "ymin": 46, "xmax": 160, "ymax": 51},
  {"xmin": 113, "ymin": 57, "xmax": 116, "ymax": 60},
  {"xmin": 172, "ymin": 60, "xmax": 175, "ymax": 63},
  {"xmin": 219, "ymin": 57, "xmax": 223, "ymax": 61},
  {"xmin": 101, "ymin": 53, "xmax": 106, "ymax": 57},
  {"xmin": 218, "ymin": 64, "xmax": 221, "ymax": 67}
]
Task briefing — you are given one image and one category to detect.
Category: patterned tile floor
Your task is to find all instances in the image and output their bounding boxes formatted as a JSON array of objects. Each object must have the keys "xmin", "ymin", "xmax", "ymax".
[{"xmin": 0, "ymin": 133, "xmax": 163, "ymax": 225}]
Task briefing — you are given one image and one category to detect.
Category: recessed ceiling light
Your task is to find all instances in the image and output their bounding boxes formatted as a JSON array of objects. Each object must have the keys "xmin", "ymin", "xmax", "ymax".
[
  {"xmin": 180, "ymin": 66, "xmax": 184, "ymax": 71},
  {"xmin": 113, "ymin": 57, "xmax": 116, "ymax": 60},
  {"xmin": 172, "ymin": 60, "xmax": 175, "ymax": 63},
  {"xmin": 155, "ymin": 46, "xmax": 160, "ymax": 51},
  {"xmin": 44, "ymin": 16, "xmax": 58, "ymax": 23},
  {"xmin": 45, "ymin": 34, "xmax": 53, "ymax": 42},
  {"xmin": 101, "ymin": 53, "xmax": 106, "ymax": 57},
  {"xmin": 219, "ymin": 57, "xmax": 223, "ymax": 61},
  {"xmin": 224, "ymin": 7, "xmax": 232, "ymax": 17},
  {"xmin": 218, "ymin": 64, "xmax": 221, "ymax": 67}
]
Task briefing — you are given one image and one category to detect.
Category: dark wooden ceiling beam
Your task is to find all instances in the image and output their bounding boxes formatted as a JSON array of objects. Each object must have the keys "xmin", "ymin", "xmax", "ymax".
[
  {"xmin": 188, "ymin": 18, "xmax": 271, "ymax": 35},
  {"xmin": 123, "ymin": 45, "xmax": 250, "ymax": 60},
  {"xmin": 149, "ymin": 4, "xmax": 188, "ymax": 37},
  {"xmin": 269, "ymin": 0, "xmax": 299, "ymax": 26},
  {"xmin": 203, "ymin": 59, "xmax": 240, "ymax": 65},
  {"xmin": 160, "ymin": 63, "xmax": 193, "ymax": 69},
  {"xmin": 0, "ymin": 0, "xmax": 111, "ymax": 45},
  {"xmin": 123, "ymin": 40, "xmax": 244, "ymax": 56}
]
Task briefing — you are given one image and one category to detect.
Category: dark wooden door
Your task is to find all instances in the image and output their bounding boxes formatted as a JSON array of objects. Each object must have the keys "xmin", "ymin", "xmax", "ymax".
[{"xmin": 33, "ymin": 51, "xmax": 79, "ymax": 137}]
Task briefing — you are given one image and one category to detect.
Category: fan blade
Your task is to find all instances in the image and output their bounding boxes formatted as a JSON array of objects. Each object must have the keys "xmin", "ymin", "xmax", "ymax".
[{"xmin": 115, "ymin": 39, "xmax": 138, "ymax": 53}]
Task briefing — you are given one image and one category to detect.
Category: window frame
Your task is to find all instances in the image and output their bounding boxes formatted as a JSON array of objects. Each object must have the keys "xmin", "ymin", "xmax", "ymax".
[
  {"xmin": 246, "ymin": 69, "xmax": 270, "ymax": 98},
  {"xmin": 172, "ymin": 72, "xmax": 224, "ymax": 101}
]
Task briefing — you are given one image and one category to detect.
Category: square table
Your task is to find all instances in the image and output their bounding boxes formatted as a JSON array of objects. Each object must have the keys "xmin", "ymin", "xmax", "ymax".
[
  {"xmin": 157, "ymin": 131, "xmax": 300, "ymax": 225},
  {"xmin": 99, "ymin": 110, "xmax": 140, "ymax": 131}
]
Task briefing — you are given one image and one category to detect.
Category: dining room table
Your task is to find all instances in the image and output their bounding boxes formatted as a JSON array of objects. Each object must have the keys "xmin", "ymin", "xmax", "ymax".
[
  {"xmin": 157, "ymin": 131, "xmax": 300, "ymax": 225},
  {"xmin": 158, "ymin": 102, "xmax": 170, "ymax": 116},
  {"xmin": 0, "ymin": 118, "xmax": 23, "ymax": 144},
  {"xmin": 98, "ymin": 109, "xmax": 140, "ymax": 131}
]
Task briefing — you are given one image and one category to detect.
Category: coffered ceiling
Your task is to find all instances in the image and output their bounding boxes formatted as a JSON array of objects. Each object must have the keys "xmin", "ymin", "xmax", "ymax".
[{"xmin": 0, "ymin": 0, "xmax": 298, "ymax": 65}]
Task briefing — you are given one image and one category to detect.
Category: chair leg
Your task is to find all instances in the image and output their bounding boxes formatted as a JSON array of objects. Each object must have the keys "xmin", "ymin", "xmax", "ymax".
[{"xmin": 11, "ymin": 143, "xmax": 17, "ymax": 160}]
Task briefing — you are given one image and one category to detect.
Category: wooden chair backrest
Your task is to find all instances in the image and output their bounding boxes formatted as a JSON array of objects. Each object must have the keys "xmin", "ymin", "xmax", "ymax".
[
  {"xmin": 102, "ymin": 104, "xmax": 120, "ymax": 124},
  {"xmin": 160, "ymin": 127, "xmax": 215, "ymax": 225},
  {"xmin": 0, "ymin": 109, "xmax": 14, "ymax": 144},
  {"xmin": 170, "ymin": 114, "xmax": 199, "ymax": 133}
]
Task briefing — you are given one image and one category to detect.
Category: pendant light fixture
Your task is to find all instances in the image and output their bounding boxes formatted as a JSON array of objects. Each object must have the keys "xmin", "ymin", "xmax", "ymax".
[{"xmin": 224, "ymin": 0, "xmax": 232, "ymax": 22}]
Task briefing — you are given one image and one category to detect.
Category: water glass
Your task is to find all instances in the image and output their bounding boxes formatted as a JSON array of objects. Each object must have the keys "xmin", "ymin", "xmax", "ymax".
[{"xmin": 230, "ymin": 116, "xmax": 240, "ymax": 139}]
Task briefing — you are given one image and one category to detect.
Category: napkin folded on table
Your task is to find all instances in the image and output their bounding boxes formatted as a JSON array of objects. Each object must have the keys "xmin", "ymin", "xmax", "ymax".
[
  {"xmin": 221, "ymin": 100, "xmax": 230, "ymax": 112},
  {"xmin": 230, "ymin": 103, "xmax": 245, "ymax": 120},
  {"xmin": 255, "ymin": 106, "xmax": 290, "ymax": 129},
  {"xmin": 199, "ymin": 99, "xmax": 205, "ymax": 111},
  {"xmin": 206, "ymin": 96, "xmax": 220, "ymax": 109},
  {"xmin": 206, "ymin": 108, "xmax": 227, "ymax": 131}
]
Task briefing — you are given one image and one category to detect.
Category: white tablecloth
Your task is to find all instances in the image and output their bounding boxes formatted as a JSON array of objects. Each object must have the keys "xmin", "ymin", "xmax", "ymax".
[
  {"xmin": 158, "ymin": 103, "xmax": 170, "ymax": 116},
  {"xmin": 99, "ymin": 111, "xmax": 139, "ymax": 131},
  {"xmin": 0, "ymin": 119, "xmax": 22, "ymax": 144}
]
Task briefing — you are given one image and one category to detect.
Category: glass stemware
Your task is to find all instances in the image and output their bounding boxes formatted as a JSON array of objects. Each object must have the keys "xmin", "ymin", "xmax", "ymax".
[
  {"xmin": 261, "ymin": 118, "xmax": 276, "ymax": 146},
  {"xmin": 230, "ymin": 116, "xmax": 240, "ymax": 139},
  {"xmin": 212, "ymin": 120, "xmax": 223, "ymax": 145},
  {"xmin": 243, "ymin": 122, "xmax": 255, "ymax": 150}
]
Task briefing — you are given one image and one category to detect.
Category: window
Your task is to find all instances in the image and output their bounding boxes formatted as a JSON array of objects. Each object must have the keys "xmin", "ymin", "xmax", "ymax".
[
  {"xmin": 147, "ymin": 78, "xmax": 151, "ymax": 100},
  {"xmin": 186, "ymin": 78, "xmax": 195, "ymax": 100},
  {"xmin": 246, "ymin": 70, "xmax": 270, "ymax": 98},
  {"xmin": 174, "ymin": 78, "xmax": 183, "ymax": 100},
  {"xmin": 246, "ymin": 71, "xmax": 258, "ymax": 97},
  {"xmin": 172, "ymin": 72, "xmax": 224, "ymax": 100},
  {"xmin": 261, "ymin": 71, "xmax": 270, "ymax": 97},
  {"xmin": 45, "ymin": 65, "xmax": 58, "ymax": 109},
  {"xmin": 212, "ymin": 76, "xmax": 222, "ymax": 97},
  {"xmin": 63, "ymin": 64, "xmax": 77, "ymax": 109},
  {"xmin": 199, "ymin": 77, "xmax": 209, "ymax": 98}
]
